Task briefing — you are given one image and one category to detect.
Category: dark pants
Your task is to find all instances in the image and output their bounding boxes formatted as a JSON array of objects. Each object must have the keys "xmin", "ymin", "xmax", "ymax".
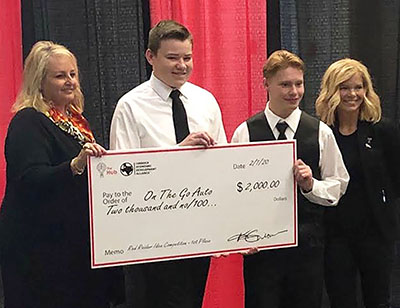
[
  {"xmin": 244, "ymin": 246, "xmax": 324, "ymax": 308},
  {"xmin": 143, "ymin": 257, "xmax": 210, "ymax": 308},
  {"xmin": 1, "ymin": 245, "xmax": 117, "ymax": 308},
  {"xmin": 324, "ymin": 235, "xmax": 394, "ymax": 308}
]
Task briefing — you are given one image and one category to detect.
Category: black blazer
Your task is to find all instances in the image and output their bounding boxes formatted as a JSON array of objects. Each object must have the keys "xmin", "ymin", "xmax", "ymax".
[
  {"xmin": 0, "ymin": 107, "xmax": 124, "ymax": 307},
  {"xmin": 334, "ymin": 119, "xmax": 400, "ymax": 242}
]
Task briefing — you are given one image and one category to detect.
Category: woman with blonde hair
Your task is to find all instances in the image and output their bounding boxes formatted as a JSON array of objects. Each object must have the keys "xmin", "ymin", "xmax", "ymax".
[
  {"xmin": 316, "ymin": 58, "xmax": 400, "ymax": 308},
  {"xmin": 0, "ymin": 41, "xmax": 124, "ymax": 308}
]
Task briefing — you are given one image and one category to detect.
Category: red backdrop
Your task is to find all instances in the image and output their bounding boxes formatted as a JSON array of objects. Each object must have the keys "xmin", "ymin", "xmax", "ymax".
[
  {"xmin": 149, "ymin": 1, "xmax": 267, "ymax": 307},
  {"xmin": 149, "ymin": 0, "xmax": 266, "ymax": 140},
  {"xmin": 0, "ymin": 0, "xmax": 22, "ymax": 203}
]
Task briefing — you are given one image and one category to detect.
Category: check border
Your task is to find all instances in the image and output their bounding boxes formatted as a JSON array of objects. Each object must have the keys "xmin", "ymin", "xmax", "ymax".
[{"xmin": 88, "ymin": 141, "xmax": 297, "ymax": 268}]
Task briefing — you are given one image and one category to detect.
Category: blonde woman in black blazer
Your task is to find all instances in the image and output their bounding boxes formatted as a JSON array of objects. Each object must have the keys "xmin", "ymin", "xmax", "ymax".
[
  {"xmin": 316, "ymin": 58, "xmax": 400, "ymax": 308},
  {"xmin": 0, "ymin": 41, "xmax": 124, "ymax": 308}
]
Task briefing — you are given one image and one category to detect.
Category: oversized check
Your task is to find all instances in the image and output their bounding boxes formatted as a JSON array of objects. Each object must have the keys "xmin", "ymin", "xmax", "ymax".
[{"xmin": 88, "ymin": 141, "xmax": 297, "ymax": 268}]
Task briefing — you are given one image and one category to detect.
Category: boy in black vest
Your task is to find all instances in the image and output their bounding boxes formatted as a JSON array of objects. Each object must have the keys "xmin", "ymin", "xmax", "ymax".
[{"xmin": 231, "ymin": 50, "xmax": 349, "ymax": 308}]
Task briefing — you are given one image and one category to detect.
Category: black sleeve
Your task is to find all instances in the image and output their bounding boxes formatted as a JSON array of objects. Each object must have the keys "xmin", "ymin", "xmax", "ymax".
[
  {"xmin": 5, "ymin": 109, "xmax": 78, "ymax": 199},
  {"xmin": 377, "ymin": 119, "xmax": 400, "ymax": 198}
]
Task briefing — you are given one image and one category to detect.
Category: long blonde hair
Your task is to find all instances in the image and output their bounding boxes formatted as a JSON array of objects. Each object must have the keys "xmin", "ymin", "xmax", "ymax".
[
  {"xmin": 12, "ymin": 41, "xmax": 84, "ymax": 114},
  {"xmin": 315, "ymin": 58, "xmax": 381, "ymax": 126}
]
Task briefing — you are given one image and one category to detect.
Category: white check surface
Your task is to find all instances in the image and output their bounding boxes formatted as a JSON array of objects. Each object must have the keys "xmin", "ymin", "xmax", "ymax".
[{"xmin": 88, "ymin": 141, "xmax": 297, "ymax": 268}]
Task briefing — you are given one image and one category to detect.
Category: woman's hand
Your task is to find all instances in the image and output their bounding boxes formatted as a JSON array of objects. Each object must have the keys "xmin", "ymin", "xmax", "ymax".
[{"xmin": 71, "ymin": 142, "xmax": 106, "ymax": 175}]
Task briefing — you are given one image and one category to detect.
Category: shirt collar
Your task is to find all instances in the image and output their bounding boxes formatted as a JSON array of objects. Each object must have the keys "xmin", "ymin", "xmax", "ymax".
[
  {"xmin": 150, "ymin": 73, "xmax": 189, "ymax": 101},
  {"xmin": 264, "ymin": 102, "xmax": 301, "ymax": 133}
]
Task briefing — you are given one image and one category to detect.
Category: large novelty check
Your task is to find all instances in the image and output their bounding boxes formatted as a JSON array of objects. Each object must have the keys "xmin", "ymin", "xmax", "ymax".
[{"xmin": 88, "ymin": 141, "xmax": 297, "ymax": 268}]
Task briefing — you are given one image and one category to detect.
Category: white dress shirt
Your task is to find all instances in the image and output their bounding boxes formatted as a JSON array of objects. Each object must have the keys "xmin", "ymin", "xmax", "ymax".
[
  {"xmin": 231, "ymin": 102, "xmax": 349, "ymax": 206},
  {"xmin": 110, "ymin": 73, "xmax": 227, "ymax": 150}
]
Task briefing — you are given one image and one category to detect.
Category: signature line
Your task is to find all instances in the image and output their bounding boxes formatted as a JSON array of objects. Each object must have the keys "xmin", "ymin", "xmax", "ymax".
[{"xmin": 227, "ymin": 229, "xmax": 288, "ymax": 243}]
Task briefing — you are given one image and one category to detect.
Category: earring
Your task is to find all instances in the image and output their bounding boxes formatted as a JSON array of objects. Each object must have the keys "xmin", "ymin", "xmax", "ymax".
[{"xmin": 39, "ymin": 90, "xmax": 44, "ymax": 101}]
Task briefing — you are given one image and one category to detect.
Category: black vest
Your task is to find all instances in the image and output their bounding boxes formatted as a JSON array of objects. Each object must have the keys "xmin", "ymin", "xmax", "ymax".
[{"xmin": 246, "ymin": 111, "xmax": 324, "ymax": 247}]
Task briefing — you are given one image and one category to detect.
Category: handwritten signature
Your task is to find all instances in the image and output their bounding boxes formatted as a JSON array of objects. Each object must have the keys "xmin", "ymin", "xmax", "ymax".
[{"xmin": 227, "ymin": 229, "xmax": 288, "ymax": 243}]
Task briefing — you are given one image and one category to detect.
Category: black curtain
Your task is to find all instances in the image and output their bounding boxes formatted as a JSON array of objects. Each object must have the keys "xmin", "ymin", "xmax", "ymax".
[
  {"xmin": 349, "ymin": 0, "xmax": 400, "ymax": 121},
  {"xmin": 278, "ymin": 0, "xmax": 351, "ymax": 115},
  {"xmin": 279, "ymin": 0, "xmax": 400, "ymax": 122},
  {"xmin": 267, "ymin": 0, "xmax": 281, "ymax": 56},
  {"xmin": 21, "ymin": 0, "xmax": 149, "ymax": 148}
]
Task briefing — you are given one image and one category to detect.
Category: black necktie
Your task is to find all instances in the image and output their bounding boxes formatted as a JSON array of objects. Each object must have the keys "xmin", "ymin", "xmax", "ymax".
[
  {"xmin": 276, "ymin": 122, "xmax": 288, "ymax": 140},
  {"xmin": 170, "ymin": 89, "xmax": 190, "ymax": 143}
]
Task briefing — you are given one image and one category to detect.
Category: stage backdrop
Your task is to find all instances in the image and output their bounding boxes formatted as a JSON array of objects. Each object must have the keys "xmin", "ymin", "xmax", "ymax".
[
  {"xmin": 149, "ymin": 0, "xmax": 267, "ymax": 140},
  {"xmin": 0, "ymin": 0, "xmax": 22, "ymax": 203},
  {"xmin": 149, "ymin": 1, "xmax": 267, "ymax": 307}
]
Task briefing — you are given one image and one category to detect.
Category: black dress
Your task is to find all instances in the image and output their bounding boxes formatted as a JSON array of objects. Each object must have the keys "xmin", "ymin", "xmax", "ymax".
[{"xmin": 0, "ymin": 108, "xmax": 124, "ymax": 308}]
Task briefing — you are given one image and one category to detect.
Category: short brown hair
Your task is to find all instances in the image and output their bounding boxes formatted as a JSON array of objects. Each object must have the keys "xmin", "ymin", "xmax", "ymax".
[
  {"xmin": 263, "ymin": 50, "xmax": 305, "ymax": 79},
  {"xmin": 148, "ymin": 20, "xmax": 193, "ymax": 54}
]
